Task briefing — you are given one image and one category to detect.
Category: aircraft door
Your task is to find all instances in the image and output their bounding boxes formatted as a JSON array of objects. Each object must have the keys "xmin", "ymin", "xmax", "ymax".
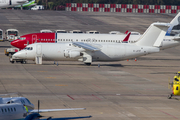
[
  {"xmin": 36, "ymin": 44, "xmax": 42, "ymax": 55},
  {"xmin": 32, "ymin": 35, "xmax": 37, "ymax": 44}
]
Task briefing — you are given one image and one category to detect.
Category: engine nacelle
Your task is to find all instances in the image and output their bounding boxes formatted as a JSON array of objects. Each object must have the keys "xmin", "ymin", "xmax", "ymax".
[{"xmin": 64, "ymin": 50, "xmax": 81, "ymax": 58}]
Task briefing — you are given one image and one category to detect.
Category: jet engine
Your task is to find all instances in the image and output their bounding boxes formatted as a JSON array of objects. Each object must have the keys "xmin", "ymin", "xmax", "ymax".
[{"xmin": 64, "ymin": 50, "xmax": 81, "ymax": 58}]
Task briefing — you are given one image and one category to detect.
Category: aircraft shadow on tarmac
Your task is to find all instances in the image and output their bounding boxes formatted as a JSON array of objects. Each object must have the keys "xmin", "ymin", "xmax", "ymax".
[{"xmin": 19, "ymin": 62, "xmax": 124, "ymax": 67}]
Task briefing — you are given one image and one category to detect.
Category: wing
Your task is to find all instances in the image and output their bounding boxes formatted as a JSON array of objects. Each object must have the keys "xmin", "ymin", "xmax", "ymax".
[
  {"xmin": 39, "ymin": 116, "xmax": 92, "ymax": 120},
  {"xmin": 72, "ymin": 42, "xmax": 101, "ymax": 51},
  {"xmin": 29, "ymin": 108, "xmax": 86, "ymax": 113}
]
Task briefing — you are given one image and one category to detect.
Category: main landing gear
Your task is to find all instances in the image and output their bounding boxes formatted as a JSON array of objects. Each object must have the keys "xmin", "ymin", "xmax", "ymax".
[{"xmin": 84, "ymin": 63, "xmax": 91, "ymax": 66}]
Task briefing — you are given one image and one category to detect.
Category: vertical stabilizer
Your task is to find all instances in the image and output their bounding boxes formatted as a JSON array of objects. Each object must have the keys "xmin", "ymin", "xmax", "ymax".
[
  {"xmin": 166, "ymin": 12, "xmax": 180, "ymax": 36},
  {"xmin": 135, "ymin": 23, "xmax": 170, "ymax": 47}
]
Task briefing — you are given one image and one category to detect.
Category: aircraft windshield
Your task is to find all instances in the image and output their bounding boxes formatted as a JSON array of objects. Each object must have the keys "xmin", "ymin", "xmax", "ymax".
[
  {"xmin": 18, "ymin": 37, "xmax": 26, "ymax": 40},
  {"xmin": 24, "ymin": 47, "xmax": 33, "ymax": 50},
  {"xmin": 25, "ymin": 98, "xmax": 32, "ymax": 104},
  {"xmin": 8, "ymin": 31, "xmax": 18, "ymax": 36}
]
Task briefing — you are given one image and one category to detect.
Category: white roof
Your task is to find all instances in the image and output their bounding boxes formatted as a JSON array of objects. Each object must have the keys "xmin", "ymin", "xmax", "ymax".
[
  {"xmin": 40, "ymin": 29, "xmax": 53, "ymax": 33},
  {"xmin": 6, "ymin": 29, "xmax": 18, "ymax": 31}
]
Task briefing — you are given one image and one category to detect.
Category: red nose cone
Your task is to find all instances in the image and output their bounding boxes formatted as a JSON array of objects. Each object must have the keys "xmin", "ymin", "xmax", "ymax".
[
  {"xmin": 11, "ymin": 39, "xmax": 23, "ymax": 49},
  {"xmin": 11, "ymin": 39, "xmax": 18, "ymax": 47}
]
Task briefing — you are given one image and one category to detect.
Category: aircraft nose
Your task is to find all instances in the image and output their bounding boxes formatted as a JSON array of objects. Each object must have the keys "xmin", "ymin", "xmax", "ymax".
[
  {"xmin": 12, "ymin": 51, "xmax": 26, "ymax": 59},
  {"xmin": 11, "ymin": 39, "xmax": 25, "ymax": 49},
  {"xmin": 11, "ymin": 39, "xmax": 19, "ymax": 48}
]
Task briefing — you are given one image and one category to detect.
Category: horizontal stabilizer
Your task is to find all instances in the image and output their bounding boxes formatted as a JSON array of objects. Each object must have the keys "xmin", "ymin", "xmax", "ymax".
[
  {"xmin": 173, "ymin": 37, "xmax": 180, "ymax": 41},
  {"xmin": 73, "ymin": 42, "xmax": 100, "ymax": 51}
]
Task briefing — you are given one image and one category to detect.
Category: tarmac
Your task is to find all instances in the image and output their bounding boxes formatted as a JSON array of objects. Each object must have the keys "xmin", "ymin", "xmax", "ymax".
[{"xmin": 0, "ymin": 9, "xmax": 180, "ymax": 120}]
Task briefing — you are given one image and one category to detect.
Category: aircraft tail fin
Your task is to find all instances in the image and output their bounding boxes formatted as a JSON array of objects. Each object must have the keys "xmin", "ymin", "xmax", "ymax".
[
  {"xmin": 122, "ymin": 32, "xmax": 131, "ymax": 43},
  {"xmin": 124, "ymin": 30, "xmax": 128, "ymax": 34},
  {"xmin": 166, "ymin": 12, "xmax": 180, "ymax": 36},
  {"xmin": 135, "ymin": 23, "xmax": 170, "ymax": 47}
]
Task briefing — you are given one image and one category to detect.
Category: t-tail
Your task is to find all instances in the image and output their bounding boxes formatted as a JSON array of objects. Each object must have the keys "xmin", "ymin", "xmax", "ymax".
[
  {"xmin": 135, "ymin": 22, "xmax": 170, "ymax": 47},
  {"xmin": 166, "ymin": 12, "xmax": 180, "ymax": 36},
  {"xmin": 124, "ymin": 30, "xmax": 128, "ymax": 34}
]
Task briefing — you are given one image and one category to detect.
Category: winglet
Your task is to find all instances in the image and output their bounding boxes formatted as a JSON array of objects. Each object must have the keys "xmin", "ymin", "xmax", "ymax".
[
  {"xmin": 125, "ymin": 30, "xmax": 128, "ymax": 34},
  {"xmin": 122, "ymin": 32, "xmax": 131, "ymax": 43}
]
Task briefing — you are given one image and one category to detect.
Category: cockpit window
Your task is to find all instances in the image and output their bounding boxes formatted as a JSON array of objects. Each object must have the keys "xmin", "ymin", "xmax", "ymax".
[
  {"xmin": 24, "ymin": 47, "xmax": 33, "ymax": 50},
  {"xmin": 18, "ymin": 37, "xmax": 26, "ymax": 40},
  {"xmin": 25, "ymin": 98, "xmax": 31, "ymax": 104}
]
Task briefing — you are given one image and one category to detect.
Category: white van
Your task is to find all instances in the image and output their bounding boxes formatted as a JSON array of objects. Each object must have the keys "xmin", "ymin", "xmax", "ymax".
[{"xmin": 31, "ymin": 5, "xmax": 44, "ymax": 10}]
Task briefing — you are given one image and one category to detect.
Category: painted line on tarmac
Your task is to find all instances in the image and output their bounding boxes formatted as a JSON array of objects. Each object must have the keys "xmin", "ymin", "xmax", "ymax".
[{"xmin": 67, "ymin": 95, "xmax": 75, "ymax": 100}]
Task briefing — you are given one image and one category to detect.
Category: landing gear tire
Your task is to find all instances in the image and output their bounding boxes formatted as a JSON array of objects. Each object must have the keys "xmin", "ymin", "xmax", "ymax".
[
  {"xmin": 85, "ymin": 63, "xmax": 91, "ymax": 66},
  {"xmin": 168, "ymin": 94, "xmax": 173, "ymax": 99},
  {"xmin": 21, "ymin": 60, "xmax": 26, "ymax": 64},
  {"xmin": 10, "ymin": 61, "xmax": 14, "ymax": 64}
]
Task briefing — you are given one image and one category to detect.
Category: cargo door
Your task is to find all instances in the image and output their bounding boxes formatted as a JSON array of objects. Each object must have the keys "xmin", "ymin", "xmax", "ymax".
[{"xmin": 32, "ymin": 35, "xmax": 37, "ymax": 44}]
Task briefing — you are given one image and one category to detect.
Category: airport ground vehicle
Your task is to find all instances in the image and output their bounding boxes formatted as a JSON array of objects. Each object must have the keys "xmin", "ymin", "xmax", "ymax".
[
  {"xmin": 4, "ymin": 48, "xmax": 19, "ymax": 56},
  {"xmin": 55, "ymin": 30, "xmax": 68, "ymax": 33},
  {"xmin": 5, "ymin": 29, "xmax": 19, "ymax": 42},
  {"xmin": 69, "ymin": 30, "xmax": 83, "ymax": 33},
  {"xmin": 86, "ymin": 30, "xmax": 100, "ymax": 34},
  {"xmin": 40, "ymin": 29, "xmax": 53, "ymax": 33},
  {"xmin": 0, "ymin": 29, "xmax": 3, "ymax": 41},
  {"xmin": 30, "ymin": 5, "xmax": 44, "ymax": 10}
]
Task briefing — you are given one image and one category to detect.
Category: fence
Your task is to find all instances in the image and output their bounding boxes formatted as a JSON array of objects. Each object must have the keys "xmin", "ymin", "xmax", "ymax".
[{"xmin": 66, "ymin": 3, "xmax": 180, "ymax": 14}]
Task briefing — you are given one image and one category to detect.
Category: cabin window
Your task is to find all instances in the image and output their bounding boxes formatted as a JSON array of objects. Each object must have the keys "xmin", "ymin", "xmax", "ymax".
[
  {"xmin": 63, "ymin": 39, "xmax": 65, "ymax": 41},
  {"xmin": 176, "ymin": 86, "xmax": 178, "ymax": 90},
  {"xmin": 76, "ymin": 39, "xmax": 78, "ymax": 41},
  {"xmin": 71, "ymin": 39, "xmax": 73, "ymax": 41},
  {"xmin": 1, "ymin": 109, "xmax": 3, "ymax": 113},
  {"xmin": 14, "ymin": 108, "xmax": 16, "ymax": 111},
  {"xmin": 5, "ymin": 109, "xmax": 7, "ymax": 112},
  {"xmin": 11, "ymin": 108, "xmax": 13, "ymax": 112},
  {"xmin": 8, "ymin": 108, "xmax": 10, "ymax": 112}
]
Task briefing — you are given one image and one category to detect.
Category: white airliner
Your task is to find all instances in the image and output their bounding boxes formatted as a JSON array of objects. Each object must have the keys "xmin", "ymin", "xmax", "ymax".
[
  {"xmin": 0, "ymin": 0, "xmax": 27, "ymax": 8},
  {"xmin": 12, "ymin": 22, "xmax": 170, "ymax": 65}
]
